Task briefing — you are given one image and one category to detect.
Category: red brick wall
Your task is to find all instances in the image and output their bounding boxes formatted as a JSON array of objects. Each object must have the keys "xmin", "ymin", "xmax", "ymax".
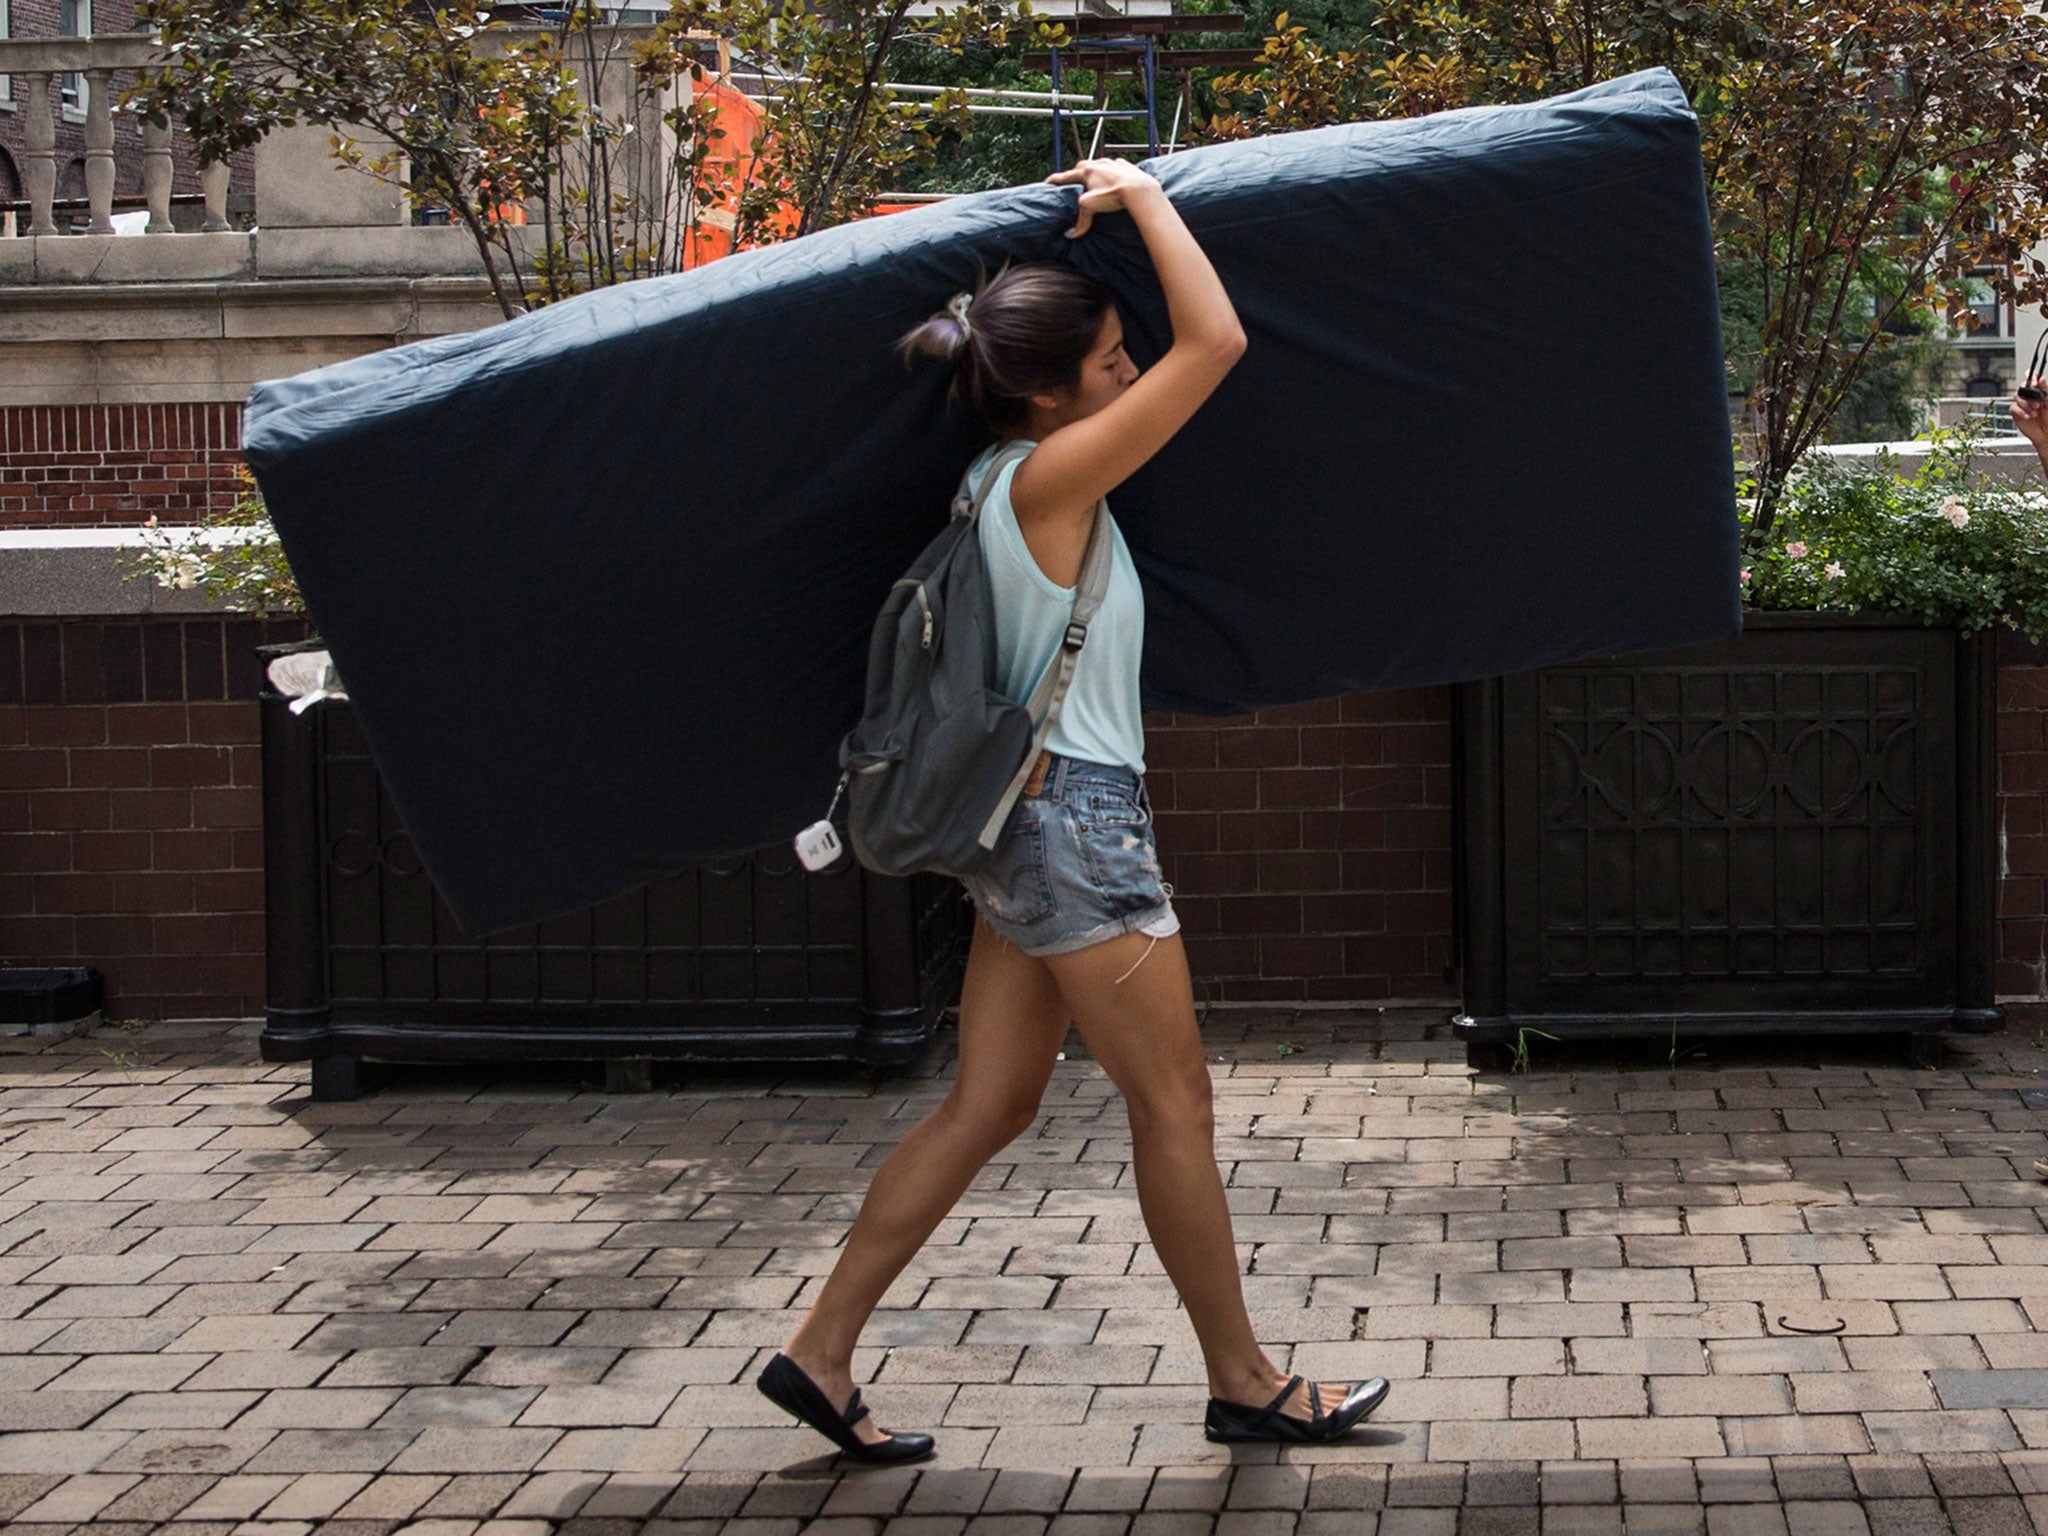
[
  {"xmin": 5, "ymin": 402, "xmax": 2048, "ymax": 1019},
  {"xmin": 1145, "ymin": 690, "xmax": 1457, "ymax": 1004},
  {"xmin": 7, "ymin": 631, "xmax": 2048, "ymax": 1018},
  {"xmin": 0, "ymin": 405, "xmax": 245, "ymax": 527},
  {"xmin": 0, "ymin": 617, "xmax": 307, "ymax": 1019},
  {"xmin": 9, "ymin": 634, "xmax": 2043, "ymax": 1019}
]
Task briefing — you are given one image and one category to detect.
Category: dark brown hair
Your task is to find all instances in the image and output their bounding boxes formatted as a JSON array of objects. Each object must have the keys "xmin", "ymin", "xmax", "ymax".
[{"xmin": 900, "ymin": 264, "xmax": 1114, "ymax": 432}]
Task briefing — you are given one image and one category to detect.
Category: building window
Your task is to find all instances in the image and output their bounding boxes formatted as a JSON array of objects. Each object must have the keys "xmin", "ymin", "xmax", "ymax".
[
  {"xmin": 1958, "ymin": 271, "xmax": 2005, "ymax": 341},
  {"xmin": 1, "ymin": 0, "xmax": 12, "ymax": 107},
  {"xmin": 60, "ymin": 0, "xmax": 91, "ymax": 119}
]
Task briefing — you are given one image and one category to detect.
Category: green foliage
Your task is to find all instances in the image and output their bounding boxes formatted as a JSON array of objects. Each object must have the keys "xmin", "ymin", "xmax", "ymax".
[
  {"xmin": 1744, "ymin": 430, "xmax": 2048, "ymax": 640},
  {"xmin": 98, "ymin": 1017, "xmax": 154, "ymax": 1069},
  {"xmin": 649, "ymin": 0, "xmax": 1060, "ymax": 242},
  {"xmin": 1826, "ymin": 323, "xmax": 1949, "ymax": 448},
  {"xmin": 1203, "ymin": 0, "xmax": 2048, "ymax": 540},
  {"xmin": 1510, "ymin": 1026, "xmax": 1557, "ymax": 1074},
  {"xmin": 1718, "ymin": 240, "xmax": 1950, "ymax": 448},
  {"xmin": 128, "ymin": 0, "xmax": 1059, "ymax": 610},
  {"xmin": 1705, "ymin": 0, "xmax": 2048, "ymax": 537},
  {"xmin": 889, "ymin": 43, "xmax": 1062, "ymax": 196},
  {"xmin": 133, "ymin": 0, "xmax": 591, "ymax": 318},
  {"xmin": 124, "ymin": 469, "xmax": 301, "ymax": 617},
  {"xmin": 133, "ymin": 0, "xmax": 1054, "ymax": 317}
]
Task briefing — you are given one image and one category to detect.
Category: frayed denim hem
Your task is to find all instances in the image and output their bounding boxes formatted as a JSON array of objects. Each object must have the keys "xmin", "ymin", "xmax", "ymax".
[{"xmin": 986, "ymin": 898, "xmax": 1179, "ymax": 959}]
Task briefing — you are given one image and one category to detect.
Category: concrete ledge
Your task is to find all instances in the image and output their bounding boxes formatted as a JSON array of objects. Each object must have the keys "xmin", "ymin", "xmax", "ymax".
[
  {"xmin": 0, "ymin": 239, "xmax": 34, "ymax": 287},
  {"xmin": 1811, "ymin": 438, "xmax": 2046, "ymax": 488},
  {"xmin": 0, "ymin": 336, "xmax": 392, "ymax": 406},
  {"xmin": 412, "ymin": 295, "xmax": 513, "ymax": 337},
  {"xmin": 0, "ymin": 223, "xmax": 530, "ymax": 287},
  {"xmin": 1, "ymin": 288, "xmax": 227, "ymax": 344},
  {"xmin": 254, "ymin": 225, "xmax": 491, "ymax": 280},
  {"xmin": 0, "ymin": 529, "xmax": 247, "ymax": 617},
  {"xmin": 13, "ymin": 232, "xmax": 256, "ymax": 287},
  {"xmin": 0, "ymin": 262, "xmax": 511, "ymax": 408},
  {"xmin": 0, "ymin": 275, "xmax": 502, "ymax": 359},
  {"xmin": 222, "ymin": 297, "xmax": 423, "ymax": 339},
  {"xmin": 0, "ymin": 33, "xmax": 165, "ymax": 70},
  {"xmin": 254, "ymin": 126, "xmax": 410, "ymax": 231}
]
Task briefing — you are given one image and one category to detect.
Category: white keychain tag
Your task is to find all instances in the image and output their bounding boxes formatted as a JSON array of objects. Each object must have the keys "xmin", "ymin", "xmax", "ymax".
[
  {"xmin": 795, "ymin": 820, "xmax": 844, "ymax": 871},
  {"xmin": 794, "ymin": 774, "xmax": 849, "ymax": 871}
]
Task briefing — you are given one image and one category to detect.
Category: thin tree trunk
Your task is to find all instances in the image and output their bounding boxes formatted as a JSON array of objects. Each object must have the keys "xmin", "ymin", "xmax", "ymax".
[
  {"xmin": 801, "ymin": 0, "xmax": 913, "ymax": 236},
  {"xmin": 444, "ymin": 180, "xmax": 526, "ymax": 319}
]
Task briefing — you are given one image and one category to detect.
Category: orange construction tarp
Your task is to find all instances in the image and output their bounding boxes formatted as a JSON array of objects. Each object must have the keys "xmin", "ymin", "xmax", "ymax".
[
  {"xmin": 687, "ymin": 78, "xmax": 795, "ymax": 266},
  {"xmin": 686, "ymin": 80, "xmax": 930, "ymax": 265}
]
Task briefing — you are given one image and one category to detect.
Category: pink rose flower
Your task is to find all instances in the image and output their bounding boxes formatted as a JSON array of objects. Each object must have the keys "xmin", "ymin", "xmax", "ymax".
[{"xmin": 1785, "ymin": 540, "xmax": 1808, "ymax": 558}]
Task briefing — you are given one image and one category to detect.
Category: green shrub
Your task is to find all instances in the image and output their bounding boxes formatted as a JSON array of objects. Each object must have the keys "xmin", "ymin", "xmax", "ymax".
[
  {"xmin": 1744, "ymin": 431, "xmax": 2048, "ymax": 639},
  {"xmin": 126, "ymin": 468, "xmax": 302, "ymax": 617}
]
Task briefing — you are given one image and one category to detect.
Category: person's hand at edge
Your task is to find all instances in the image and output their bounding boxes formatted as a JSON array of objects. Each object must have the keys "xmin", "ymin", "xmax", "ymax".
[
  {"xmin": 1048, "ymin": 159, "xmax": 1163, "ymax": 241},
  {"xmin": 2014, "ymin": 390, "xmax": 2048, "ymax": 479}
]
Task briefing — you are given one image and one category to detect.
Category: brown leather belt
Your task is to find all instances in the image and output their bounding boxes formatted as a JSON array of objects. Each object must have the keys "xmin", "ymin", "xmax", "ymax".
[{"xmin": 1022, "ymin": 750, "xmax": 1053, "ymax": 797}]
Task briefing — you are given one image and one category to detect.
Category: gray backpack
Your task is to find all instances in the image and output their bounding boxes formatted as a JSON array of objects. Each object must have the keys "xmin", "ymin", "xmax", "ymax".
[{"xmin": 831, "ymin": 441, "xmax": 1110, "ymax": 878}]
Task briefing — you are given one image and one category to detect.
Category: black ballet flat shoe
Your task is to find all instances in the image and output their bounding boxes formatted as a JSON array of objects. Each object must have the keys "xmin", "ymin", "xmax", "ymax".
[
  {"xmin": 1204, "ymin": 1374, "xmax": 1391, "ymax": 1444},
  {"xmin": 755, "ymin": 1352, "xmax": 937, "ymax": 1465}
]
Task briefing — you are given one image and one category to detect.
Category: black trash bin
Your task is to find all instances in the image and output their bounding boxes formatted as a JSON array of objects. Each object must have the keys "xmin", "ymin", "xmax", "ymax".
[{"xmin": 258, "ymin": 656, "xmax": 970, "ymax": 1099}]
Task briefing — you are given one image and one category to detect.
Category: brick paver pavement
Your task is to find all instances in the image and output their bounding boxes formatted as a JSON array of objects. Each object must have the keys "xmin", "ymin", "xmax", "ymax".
[{"xmin": 4, "ymin": 1010, "xmax": 2048, "ymax": 1534}]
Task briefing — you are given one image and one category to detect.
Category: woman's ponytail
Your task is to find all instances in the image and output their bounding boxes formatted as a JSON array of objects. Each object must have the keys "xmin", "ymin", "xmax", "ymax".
[
  {"xmin": 898, "ymin": 304, "xmax": 975, "ymax": 367},
  {"xmin": 900, "ymin": 266, "xmax": 1113, "ymax": 433}
]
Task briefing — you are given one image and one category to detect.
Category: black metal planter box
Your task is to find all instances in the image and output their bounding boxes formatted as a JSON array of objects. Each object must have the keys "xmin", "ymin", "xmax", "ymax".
[
  {"xmin": 260, "ymin": 685, "xmax": 970, "ymax": 1099},
  {"xmin": 1453, "ymin": 611, "xmax": 2003, "ymax": 1065}
]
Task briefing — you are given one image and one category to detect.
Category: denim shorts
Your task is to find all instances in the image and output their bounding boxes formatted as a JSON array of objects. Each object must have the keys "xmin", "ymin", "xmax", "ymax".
[{"xmin": 959, "ymin": 755, "xmax": 1181, "ymax": 957}]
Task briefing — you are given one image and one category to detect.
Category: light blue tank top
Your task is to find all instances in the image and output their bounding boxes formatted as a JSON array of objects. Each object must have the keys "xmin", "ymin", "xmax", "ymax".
[{"xmin": 969, "ymin": 440, "xmax": 1147, "ymax": 773}]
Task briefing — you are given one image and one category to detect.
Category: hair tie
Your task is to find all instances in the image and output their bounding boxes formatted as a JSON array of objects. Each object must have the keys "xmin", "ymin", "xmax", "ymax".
[{"xmin": 946, "ymin": 291, "xmax": 975, "ymax": 342}]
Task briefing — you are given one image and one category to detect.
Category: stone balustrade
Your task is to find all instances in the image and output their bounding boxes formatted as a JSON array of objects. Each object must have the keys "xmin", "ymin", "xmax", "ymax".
[
  {"xmin": 1, "ymin": 26, "xmax": 679, "ymax": 287},
  {"xmin": 1, "ymin": 34, "xmax": 231, "ymax": 239}
]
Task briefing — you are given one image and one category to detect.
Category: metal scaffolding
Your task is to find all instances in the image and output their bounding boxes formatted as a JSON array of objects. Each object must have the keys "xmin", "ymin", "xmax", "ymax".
[{"xmin": 1030, "ymin": 11, "xmax": 1255, "ymax": 169}]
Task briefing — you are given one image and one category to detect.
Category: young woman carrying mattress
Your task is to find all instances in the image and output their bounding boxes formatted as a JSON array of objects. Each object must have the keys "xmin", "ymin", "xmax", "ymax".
[{"xmin": 755, "ymin": 158, "xmax": 1391, "ymax": 1462}]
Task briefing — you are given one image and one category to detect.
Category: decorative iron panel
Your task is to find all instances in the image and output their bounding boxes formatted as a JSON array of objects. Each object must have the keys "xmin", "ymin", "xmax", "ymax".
[
  {"xmin": 314, "ymin": 707, "xmax": 869, "ymax": 1009},
  {"xmin": 1500, "ymin": 625, "xmax": 1957, "ymax": 1013}
]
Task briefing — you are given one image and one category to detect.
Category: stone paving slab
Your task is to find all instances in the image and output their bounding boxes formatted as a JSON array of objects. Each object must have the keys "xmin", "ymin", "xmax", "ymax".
[{"xmin": 2, "ymin": 1014, "xmax": 2048, "ymax": 1532}]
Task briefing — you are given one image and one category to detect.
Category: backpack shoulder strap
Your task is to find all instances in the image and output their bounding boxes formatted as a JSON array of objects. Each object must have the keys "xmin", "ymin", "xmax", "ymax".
[
  {"xmin": 952, "ymin": 439, "xmax": 1035, "ymax": 523},
  {"xmin": 976, "ymin": 499, "xmax": 1113, "ymax": 851}
]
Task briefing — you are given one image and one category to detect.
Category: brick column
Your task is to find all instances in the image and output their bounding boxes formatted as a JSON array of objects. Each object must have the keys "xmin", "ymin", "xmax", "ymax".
[
  {"xmin": 0, "ymin": 615, "xmax": 308, "ymax": 1019},
  {"xmin": 1143, "ymin": 689, "xmax": 1457, "ymax": 1004},
  {"xmin": 1998, "ymin": 661, "xmax": 2048, "ymax": 1000}
]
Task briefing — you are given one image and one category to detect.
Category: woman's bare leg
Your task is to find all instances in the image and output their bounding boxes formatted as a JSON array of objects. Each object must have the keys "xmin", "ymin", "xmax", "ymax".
[
  {"xmin": 1042, "ymin": 929, "xmax": 1339, "ymax": 1416},
  {"xmin": 780, "ymin": 913, "xmax": 1069, "ymax": 1442}
]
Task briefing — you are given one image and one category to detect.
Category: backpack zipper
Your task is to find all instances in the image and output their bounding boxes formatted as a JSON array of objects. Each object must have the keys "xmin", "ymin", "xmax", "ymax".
[
  {"xmin": 889, "ymin": 578, "xmax": 935, "ymax": 648},
  {"xmin": 902, "ymin": 582, "xmax": 933, "ymax": 649}
]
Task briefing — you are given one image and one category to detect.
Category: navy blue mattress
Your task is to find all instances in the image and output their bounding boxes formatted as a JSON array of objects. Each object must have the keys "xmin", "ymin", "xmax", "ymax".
[{"xmin": 244, "ymin": 68, "xmax": 1738, "ymax": 935}]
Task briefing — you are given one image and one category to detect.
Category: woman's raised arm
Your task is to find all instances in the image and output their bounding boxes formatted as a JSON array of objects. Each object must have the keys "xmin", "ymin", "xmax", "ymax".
[{"xmin": 1011, "ymin": 161, "xmax": 1246, "ymax": 532}]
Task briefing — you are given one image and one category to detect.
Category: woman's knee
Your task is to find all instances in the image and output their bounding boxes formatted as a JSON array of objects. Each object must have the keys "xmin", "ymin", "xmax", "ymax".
[
  {"xmin": 1123, "ymin": 1065, "xmax": 1214, "ymax": 1140},
  {"xmin": 941, "ymin": 1087, "xmax": 1043, "ymax": 1150}
]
